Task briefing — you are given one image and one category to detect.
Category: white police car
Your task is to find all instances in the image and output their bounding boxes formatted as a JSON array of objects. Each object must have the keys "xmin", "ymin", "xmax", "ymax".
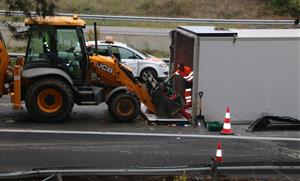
[{"xmin": 86, "ymin": 38, "xmax": 169, "ymax": 81}]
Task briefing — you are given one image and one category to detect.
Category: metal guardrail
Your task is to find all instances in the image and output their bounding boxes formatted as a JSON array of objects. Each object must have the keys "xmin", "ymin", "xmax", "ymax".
[
  {"xmin": 8, "ymin": 53, "xmax": 25, "ymax": 59},
  {"xmin": 0, "ymin": 10, "xmax": 298, "ymax": 25}
]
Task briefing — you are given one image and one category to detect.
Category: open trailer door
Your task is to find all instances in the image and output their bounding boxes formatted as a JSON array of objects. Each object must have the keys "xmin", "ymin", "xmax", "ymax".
[{"xmin": 170, "ymin": 26, "xmax": 237, "ymax": 124}]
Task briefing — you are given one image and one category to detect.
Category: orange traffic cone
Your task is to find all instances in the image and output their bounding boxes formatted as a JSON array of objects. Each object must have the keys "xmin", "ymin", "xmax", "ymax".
[
  {"xmin": 216, "ymin": 142, "xmax": 223, "ymax": 163},
  {"xmin": 221, "ymin": 107, "xmax": 234, "ymax": 135}
]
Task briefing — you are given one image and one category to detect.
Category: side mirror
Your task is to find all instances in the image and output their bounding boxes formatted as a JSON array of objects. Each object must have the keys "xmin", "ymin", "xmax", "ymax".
[
  {"xmin": 16, "ymin": 56, "xmax": 25, "ymax": 66},
  {"xmin": 111, "ymin": 55, "xmax": 119, "ymax": 62},
  {"xmin": 87, "ymin": 47, "xmax": 94, "ymax": 56}
]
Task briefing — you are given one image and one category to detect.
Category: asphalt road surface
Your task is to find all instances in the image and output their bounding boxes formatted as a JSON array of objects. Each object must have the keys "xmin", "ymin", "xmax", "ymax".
[{"xmin": 0, "ymin": 96, "xmax": 299, "ymax": 179}]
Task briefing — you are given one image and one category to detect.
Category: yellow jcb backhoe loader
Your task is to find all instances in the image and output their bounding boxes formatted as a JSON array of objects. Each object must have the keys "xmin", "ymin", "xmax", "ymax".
[{"xmin": 0, "ymin": 15, "xmax": 184, "ymax": 122}]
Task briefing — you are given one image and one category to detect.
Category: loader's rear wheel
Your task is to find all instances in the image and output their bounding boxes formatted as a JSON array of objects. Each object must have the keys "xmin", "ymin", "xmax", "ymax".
[
  {"xmin": 108, "ymin": 92, "xmax": 140, "ymax": 122},
  {"xmin": 25, "ymin": 78, "xmax": 74, "ymax": 122},
  {"xmin": 37, "ymin": 88, "xmax": 63, "ymax": 113}
]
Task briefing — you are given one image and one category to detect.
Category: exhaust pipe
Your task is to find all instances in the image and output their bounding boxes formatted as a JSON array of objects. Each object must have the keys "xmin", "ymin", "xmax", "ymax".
[{"xmin": 94, "ymin": 22, "xmax": 98, "ymax": 54}]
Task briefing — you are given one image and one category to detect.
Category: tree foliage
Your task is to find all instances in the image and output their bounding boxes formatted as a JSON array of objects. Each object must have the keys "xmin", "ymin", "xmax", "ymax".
[
  {"xmin": 5, "ymin": 0, "xmax": 55, "ymax": 17},
  {"xmin": 268, "ymin": 0, "xmax": 300, "ymax": 17},
  {"xmin": 4, "ymin": 0, "xmax": 56, "ymax": 39}
]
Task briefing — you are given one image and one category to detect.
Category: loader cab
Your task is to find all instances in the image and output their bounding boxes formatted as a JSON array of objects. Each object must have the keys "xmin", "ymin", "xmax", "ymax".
[{"xmin": 24, "ymin": 16, "xmax": 88, "ymax": 85}]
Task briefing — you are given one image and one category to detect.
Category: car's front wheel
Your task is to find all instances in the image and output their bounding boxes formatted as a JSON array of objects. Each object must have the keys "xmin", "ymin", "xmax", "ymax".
[{"xmin": 140, "ymin": 68, "xmax": 157, "ymax": 82}]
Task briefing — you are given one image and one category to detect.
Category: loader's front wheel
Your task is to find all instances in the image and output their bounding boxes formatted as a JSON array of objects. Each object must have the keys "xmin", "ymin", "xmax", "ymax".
[
  {"xmin": 108, "ymin": 92, "xmax": 140, "ymax": 122},
  {"xmin": 25, "ymin": 78, "xmax": 74, "ymax": 122}
]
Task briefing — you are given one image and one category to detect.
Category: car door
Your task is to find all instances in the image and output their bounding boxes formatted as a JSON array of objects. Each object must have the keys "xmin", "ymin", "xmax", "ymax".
[{"xmin": 111, "ymin": 46, "xmax": 141, "ymax": 77}]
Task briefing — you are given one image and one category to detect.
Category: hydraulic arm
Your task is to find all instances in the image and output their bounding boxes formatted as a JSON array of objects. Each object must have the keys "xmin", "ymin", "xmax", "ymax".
[{"xmin": 89, "ymin": 55, "xmax": 184, "ymax": 117}]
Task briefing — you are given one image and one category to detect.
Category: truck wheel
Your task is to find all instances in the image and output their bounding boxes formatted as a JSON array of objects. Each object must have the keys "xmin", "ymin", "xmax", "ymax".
[
  {"xmin": 108, "ymin": 92, "xmax": 140, "ymax": 122},
  {"xmin": 140, "ymin": 68, "xmax": 157, "ymax": 82},
  {"xmin": 25, "ymin": 78, "xmax": 74, "ymax": 122}
]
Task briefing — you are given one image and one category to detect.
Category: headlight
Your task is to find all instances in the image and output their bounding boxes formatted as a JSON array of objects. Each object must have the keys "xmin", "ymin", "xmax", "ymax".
[{"xmin": 159, "ymin": 63, "xmax": 168, "ymax": 68}]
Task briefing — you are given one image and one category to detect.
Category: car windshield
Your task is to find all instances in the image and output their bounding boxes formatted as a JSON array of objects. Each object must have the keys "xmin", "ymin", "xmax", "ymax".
[{"xmin": 127, "ymin": 45, "xmax": 151, "ymax": 58}]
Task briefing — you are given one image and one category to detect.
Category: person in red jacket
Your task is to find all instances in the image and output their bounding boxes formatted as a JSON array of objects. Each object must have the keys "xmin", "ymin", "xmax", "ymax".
[
  {"xmin": 175, "ymin": 63, "xmax": 193, "ymax": 107},
  {"xmin": 174, "ymin": 63, "xmax": 193, "ymax": 88},
  {"xmin": 174, "ymin": 63, "xmax": 193, "ymax": 120}
]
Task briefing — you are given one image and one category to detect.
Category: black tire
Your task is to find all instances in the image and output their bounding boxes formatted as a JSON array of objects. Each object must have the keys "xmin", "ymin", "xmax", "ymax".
[
  {"xmin": 140, "ymin": 68, "xmax": 157, "ymax": 82},
  {"xmin": 25, "ymin": 78, "xmax": 74, "ymax": 122},
  {"xmin": 108, "ymin": 92, "xmax": 140, "ymax": 122}
]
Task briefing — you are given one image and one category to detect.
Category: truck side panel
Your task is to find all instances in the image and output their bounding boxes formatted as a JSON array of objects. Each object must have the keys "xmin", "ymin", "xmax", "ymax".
[{"xmin": 197, "ymin": 37, "xmax": 300, "ymax": 121}]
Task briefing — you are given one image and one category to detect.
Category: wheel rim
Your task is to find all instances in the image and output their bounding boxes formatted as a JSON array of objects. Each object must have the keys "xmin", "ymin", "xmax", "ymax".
[
  {"xmin": 142, "ymin": 70, "xmax": 154, "ymax": 81},
  {"xmin": 116, "ymin": 98, "xmax": 134, "ymax": 117},
  {"xmin": 37, "ymin": 88, "xmax": 63, "ymax": 113}
]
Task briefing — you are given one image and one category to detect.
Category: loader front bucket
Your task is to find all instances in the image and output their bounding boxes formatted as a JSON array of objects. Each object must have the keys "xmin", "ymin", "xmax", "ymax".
[
  {"xmin": 144, "ymin": 72, "xmax": 184, "ymax": 117},
  {"xmin": 151, "ymin": 83, "xmax": 184, "ymax": 118}
]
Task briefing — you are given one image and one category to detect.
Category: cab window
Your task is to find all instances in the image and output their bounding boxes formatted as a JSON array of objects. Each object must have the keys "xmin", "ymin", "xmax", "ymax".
[
  {"xmin": 112, "ymin": 46, "xmax": 140, "ymax": 60},
  {"xmin": 56, "ymin": 29, "xmax": 83, "ymax": 79},
  {"xmin": 26, "ymin": 28, "xmax": 55, "ymax": 63},
  {"xmin": 96, "ymin": 45, "xmax": 109, "ymax": 56}
]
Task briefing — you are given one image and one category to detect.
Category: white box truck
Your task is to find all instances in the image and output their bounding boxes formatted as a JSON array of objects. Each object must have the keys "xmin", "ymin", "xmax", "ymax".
[{"xmin": 170, "ymin": 26, "xmax": 300, "ymax": 124}]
